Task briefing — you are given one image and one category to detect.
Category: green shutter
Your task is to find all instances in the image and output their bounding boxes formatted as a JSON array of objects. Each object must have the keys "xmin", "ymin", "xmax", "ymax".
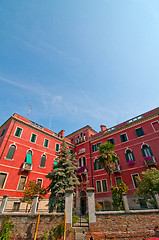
[
  {"xmin": 94, "ymin": 160, "xmax": 97, "ymax": 170},
  {"xmin": 141, "ymin": 147, "xmax": 146, "ymax": 157},
  {"xmin": 56, "ymin": 144, "xmax": 59, "ymax": 152},
  {"xmin": 40, "ymin": 155, "xmax": 46, "ymax": 167},
  {"xmin": 148, "ymin": 146, "xmax": 153, "ymax": 156},
  {"xmin": 125, "ymin": 152, "xmax": 129, "ymax": 163},
  {"xmin": 53, "ymin": 160, "xmax": 58, "ymax": 169},
  {"xmin": 6, "ymin": 145, "xmax": 16, "ymax": 159},
  {"xmin": 26, "ymin": 153, "xmax": 32, "ymax": 164},
  {"xmin": 132, "ymin": 152, "xmax": 135, "ymax": 161}
]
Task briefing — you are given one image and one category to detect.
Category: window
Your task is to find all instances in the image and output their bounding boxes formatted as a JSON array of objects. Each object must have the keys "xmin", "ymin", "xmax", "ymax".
[
  {"xmin": 125, "ymin": 149, "xmax": 135, "ymax": 163},
  {"xmin": 17, "ymin": 176, "xmax": 26, "ymax": 191},
  {"xmin": 94, "ymin": 158, "xmax": 103, "ymax": 170},
  {"xmin": 96, "ymin": 180, "xmax": 107, "ymax": 193},
  {"xmin": 78, "ymin": 158, "xmax": 82, "ymax": 167},
  {"xmin": 102, "ymin": 180, "xmax": 107, "ymax": 192},
  {"xmin": 37, "ymin": 179, "xmax": 43, "ymax": 187},
  {"xmin": 14, "ymin": 127, "xmax": 22, "ymax": 137},
  {"xmin": 83, "ymin": 157, "xmax": 86, "ymax": 166},
  {"xmin": 40, "ymin": 154, "xmax": 46, "ymax": 167},
  {"xmin": 135, "ymin": 127, "xmax": 145, "ymax": 137},
  {"xmin": 92, "ymin": 142, "xmax": 101, "ymax": 152},
  {"xmin": 108, "ymin": 138, "xmax": 115, "ymax": 145},
  {"xmin": 96, "ymin": 181, "xmax": 102, "ymax": 192},
  {"xmin": 0, "ymin": 128, "xmax": 6, "ymax": 137},
  {"xmin": 55, "ymin": 143, "xmax": 60, "ymax": 152},
  {"xmin": 6, "ymin": 145, "xmax": 16, "ymax": 160},
  {"xmin": 0, "ymin": 173, "xmax": 7, "ymax": 189},
  {"xmin": 141, "ymin": 144, "xmax": 153, "ymax": 157},
  {"xmin": 44, "ymin": 139, "xmax": 49, "ymax": 148},
  {"xmin": 70, "ymin": 149, "xmax": 73, "ymax": 155},
  {"xmin": 132, "ymin": 174, "xmax": 139, "ymax": 188},
  {"xmin": 30, "ymin": 134, "xmax": 37, "ymax": 143},
  {"xmin": 116, "ymin": 177, "xmax": 122, "ymax": 187},
  {"xmin": 12, "ymin": 202, "xmax": 20, "ymax": 212},
  {"xmin": 120, "ymin": 133, "xmax": 128, "ymax": 143},
  {"xmin": 26, "ymin": 150, "xmax": 32, "ymax": 164},
  {"xmin": 152, "ymin": 121, "xmax": 159, "ymax": 131}
]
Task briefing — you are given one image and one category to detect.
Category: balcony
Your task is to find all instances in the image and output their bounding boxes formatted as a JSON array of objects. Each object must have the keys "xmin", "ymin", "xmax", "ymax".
[
  {"xmin": 113, "ymin": 164, "xmax": 121, "ymax": 173},
  {"xmin": 144, "ymin": 156, "xmax": 157, "ymax": 167},
  {"xmin": 21, "ymin": 162, "xmax": 32, "ymax": 172}
]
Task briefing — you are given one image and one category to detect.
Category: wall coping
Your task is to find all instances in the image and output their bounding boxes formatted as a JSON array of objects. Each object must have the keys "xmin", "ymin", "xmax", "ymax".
[
  {"xmin": 96, "ymin": 209, "xmax": 159, "ymax": 215},
  {"xmin": 0, "ymin": 212, "xmax": 64, "ymax": 217}
]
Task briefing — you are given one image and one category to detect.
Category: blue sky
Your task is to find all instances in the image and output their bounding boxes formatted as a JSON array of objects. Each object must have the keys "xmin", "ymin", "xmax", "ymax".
[{"xmin": 0, "ymin": 0, "xmax": 159, "ymax": 135}]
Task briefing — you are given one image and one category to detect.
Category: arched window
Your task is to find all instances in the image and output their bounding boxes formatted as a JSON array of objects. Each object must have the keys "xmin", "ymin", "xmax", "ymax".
[
  {"xmin": 25, "ymin": 150, "xmax": 33, "ymax": 164},
  {"xmin": 6, "ymin": 144, "xmax": 16, "ymax": 160},
  {"xmin": 141, "ymin": 144, "xmax": 153, "ymax": 157},
  {"xmin": 83, "ymin": 157, "xmax": 86, "ymax": 166},
  {"xmin": 125, "ymin": 149, "xmax": 135, "ymax": 163},
  {"xmin": 40, "ymin": 154, "xmax": 46, "ymax": 168},
  {"xmin": 78, "ymin": 158, "xmax": 82, "ymax": 167}
]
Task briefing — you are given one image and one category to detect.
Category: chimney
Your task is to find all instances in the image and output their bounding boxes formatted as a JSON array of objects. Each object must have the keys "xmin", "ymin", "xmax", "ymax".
[
  {"xmin": 100, "ymin": 125, "xmax": 107, "ymax": 132},
  {"xmin": 58, "ymin": 130, "xmax": 65, "ymax": 138}
]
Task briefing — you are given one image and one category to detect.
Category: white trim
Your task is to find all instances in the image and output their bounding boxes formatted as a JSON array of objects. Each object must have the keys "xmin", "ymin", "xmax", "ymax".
[
  {"xmin": 115, "ymin": 176, "xmax": 122, "ymax": 187},
  {"xmin": 120, "ymin": 132, "xmax": 128, "ymax": 142},
  {"xmin": 30, "ymin": 133, "xmax": 37, "ymax": 144},
  {"xmin": 37, "ymin": 178, "xmax": 43, "ymax": 187},
  {"xmin": 43, "ymin": 138, "xmax": 49, "ymax": 148},
  {"xmin": 96, "ymin": 179, "xmax": 108, "ymax": 193}
]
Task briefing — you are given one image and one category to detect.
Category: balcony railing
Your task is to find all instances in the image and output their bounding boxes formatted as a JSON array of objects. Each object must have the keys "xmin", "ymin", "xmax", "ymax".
[
  {"xmin": 21, "ymin": 162, "xmax": 33, "ymax": 172},
  {"xmin": 144, "ymin": 156, "xmax": 157, "ymax": 167}
]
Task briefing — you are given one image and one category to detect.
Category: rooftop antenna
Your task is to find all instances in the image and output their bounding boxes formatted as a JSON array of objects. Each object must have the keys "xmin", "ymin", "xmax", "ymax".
[
  {"xmin": 49, "ymin": 113, "xmax": 53, "ymax": 129},
  {"xmin": 27, "ymin": 104, "xmax": 32, "ymax": 118}
]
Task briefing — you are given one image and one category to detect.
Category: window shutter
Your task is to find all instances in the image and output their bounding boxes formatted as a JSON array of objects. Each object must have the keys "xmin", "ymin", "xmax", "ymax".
[
  {"xmin": 40, "ymin": 155, "xmax": 46, "ymax": 167},
  {"xmin": 26, "ymin": 153, "xmax": 32, "ymax": 164},
  {"xmin": 125, "ymin": 152, "xmax": 129, "ymax": 163},
  {"xmin": 94, "ymin": 161, "xmax": 97, "ymax": 170},
  {"xmin": 6, "ymin": 145, "xmax": 16, "ymax": 159},
  {"xmin": 141, "ymin": 147, "xmax": 146, "ymax": 157},
  {"xmin": 132, "ymin": 152, "xmax": 135, "ymax": 161}
]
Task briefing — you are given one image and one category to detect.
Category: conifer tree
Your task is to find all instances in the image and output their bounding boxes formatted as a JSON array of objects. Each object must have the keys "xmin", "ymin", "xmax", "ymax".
[{"xmin": 46, "ymin": 139, "xmax": 79, "ymax": 212}]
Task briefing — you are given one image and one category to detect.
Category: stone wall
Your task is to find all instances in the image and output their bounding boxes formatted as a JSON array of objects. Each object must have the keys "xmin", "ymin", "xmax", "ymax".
[
  {"xmin": 86, "ymin": 210, "xmax": 159, "ymax": 240},
  {"xmin": 0, "ymin": 213, "xmax": 75, "ymax": 239}
]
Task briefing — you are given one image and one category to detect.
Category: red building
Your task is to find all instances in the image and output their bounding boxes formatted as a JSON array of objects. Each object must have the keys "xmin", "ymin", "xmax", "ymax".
[{"xmin": 0, "ymin": 108, "xmax": 159, "ymax": 212}]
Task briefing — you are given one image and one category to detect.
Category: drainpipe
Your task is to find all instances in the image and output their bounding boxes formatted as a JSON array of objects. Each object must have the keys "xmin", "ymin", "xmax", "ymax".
[{"xmin": 89, "ymin": 141, "xmax": 94, "ymax": 187}]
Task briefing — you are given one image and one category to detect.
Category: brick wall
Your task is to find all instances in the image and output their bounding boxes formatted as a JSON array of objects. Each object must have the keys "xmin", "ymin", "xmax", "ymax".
[
  {"xmin": 0, "ymin": 213, "xmax": 75, "ymax": 239},
  {"xmin": 86, "ymin": 211, "xmax": 159, "ymax": 240}
]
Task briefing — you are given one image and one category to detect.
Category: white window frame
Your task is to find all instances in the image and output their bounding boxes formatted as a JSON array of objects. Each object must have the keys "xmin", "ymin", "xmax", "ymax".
[
  {"xmin": 115, "ymin": 176, "xmax": 122, "ymax": 187},
  {"xmin": 37, "ymin": 178, "xmax": 43, "ymax": 187},
  {"xmin": 14, "ymin": 127, "xmax": 23, "ymax": 138},
  {"xmin": 43, "ymin": 138, "xmax": 49, "ymax": 148},
  {"xmin": 0, "ymin": 172, "xmax": 8, "ymax": 189},
  {"xmin": 151, "ymin": 121, "xmax": 159, "ymax": 132},
  {"xmin": 120, "ymin": 133, "xmax": 128, "ymax": 143},
  {"xmin": 131, "ymin": 173, "xmax": 140, "ymax": 189},
  {"xmin": 55, "ymin": 143, "xmax": 60, "ymax": 152},
  {"xmin": 96, "ymin": 179, "xmax": 108, "ymax": 193},
  {"xmin": 17, "ymin": 175, "xmax": 27, "ymax": 191},
  {"xmin": 30, "ymin": 133, "xmax": 37, "ymax": 143}
]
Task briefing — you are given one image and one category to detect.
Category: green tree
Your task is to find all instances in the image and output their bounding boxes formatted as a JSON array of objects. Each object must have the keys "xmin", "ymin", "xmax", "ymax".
[
  {"xmin": 111, "ymin": 182, "xmax": 128, "ymax": 210},
  {"xmin": 21, "ymin": 180, "xmax": 47, "ymax": 212},
  {"xmin": 135, "ymin": 168, "xmax": 159, "ymax": 207},
  {"xmin": 98, "ymin": 142, "xmax": 119, "ymax": 188},
  {"xmin": 46, "ymin": 139, "xmax": 79, "ymax": 212}
]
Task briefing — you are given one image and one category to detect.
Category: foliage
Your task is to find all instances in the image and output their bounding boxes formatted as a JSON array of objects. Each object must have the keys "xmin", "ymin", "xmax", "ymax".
[
  {"xmin": 135, "ymin": 168, "xmax": 159, "ymax": 207},
  {"xmin": 56, "ymin": 221, "xmax": 64, "ymax": 238},
  {"xmin": 21, "ymin": 180, "xmax": 48, "ymax": 212},
  {"xmin": 50, "ymin": 228, "xmax": 56, "ymax": 240},
  {"xmin": 111, "ymin": 182, "xmax": 128, "ymax": 210},
  {"xmin": 72, "ymin": 215, "xmax": 79, "ymax": 225},
  {"xmin": 85, "ymin": 214, "xmax": 89, "ymax": 224},
  {"xmin": 41, "ymin": 231, "xmax": 48, "ymax": 240},
  {"xmin": 95, "ymin": 201, "xmax": 103, "ymax": 211},
  {"xmin": 0, "ymin": 216, "xmax": 14, "ymax": 240},
  {"xmin": 46, "ymin": 139, "xmax": 80, "ymax": 212},
  {"xmin": 98, "ymin": 142, "xmax": 119, "ymax": 187}
]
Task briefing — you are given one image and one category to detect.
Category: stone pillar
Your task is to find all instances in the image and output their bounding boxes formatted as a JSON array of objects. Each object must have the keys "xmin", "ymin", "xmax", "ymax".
[
  {"xmin": 65, "ymin": 189, "xmax": 73, "ymax": 227},
  {"xmin": 0, "ymin": 195, "xmax": 9, "ymax": 214},
  {"xmin": 86, "ymin": 187, "xmax": 96, "ymax": 223},
  {"xmin": 122, "ymin": 192, "xmax": 129, "ymax": 212},
  {"xmin": 76, "ymin": 185, "xmax": 80, "ymax": 215},
  {"xmin": 153, "ymin": 192, "xmax": 159, "ymax": 209},
  {"xmin": 31, "ymin": 194, "xmax": 39, "ymax": 215}
]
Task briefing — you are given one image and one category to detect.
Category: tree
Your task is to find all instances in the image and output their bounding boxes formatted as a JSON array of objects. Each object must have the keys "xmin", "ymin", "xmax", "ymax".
[
  {"xmin": 111, "ymin": 182, "xmax": 128, "ymax": 210},
  {"xmin": 135, "ymin": 168, "xmax": 159, "ymax": 207},
  {"xmin": 98, "ymin": 142, "xmax": 119, "ymax": 188},
  {"xmin": 21, "ymin": 180, "xmax": 47, "ymax": 212},
  {"xmin": 46, "ymin": 139, "xmax": 79, "ymax": 212}
]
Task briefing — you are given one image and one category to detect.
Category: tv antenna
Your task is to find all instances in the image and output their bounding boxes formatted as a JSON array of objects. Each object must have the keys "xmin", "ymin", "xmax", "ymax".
[
  {"xmin": 49, "ymin": 113, "xmax": 53, "ymax": 129},
  {"xmin": 27, "ymin": 104, "xmax": 32, "ymax": 118}
]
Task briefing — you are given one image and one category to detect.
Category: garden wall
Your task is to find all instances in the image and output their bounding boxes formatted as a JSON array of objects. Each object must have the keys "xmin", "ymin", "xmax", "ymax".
[
  {"xmin": 86, "ymin": 210, "xmax": 159, "ymax": 240},
  {"xmin": 0, "ymin": 213, "xmax": 74, "ymax": 240}
]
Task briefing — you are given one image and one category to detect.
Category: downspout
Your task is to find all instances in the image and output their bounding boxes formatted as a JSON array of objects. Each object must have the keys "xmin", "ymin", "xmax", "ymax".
[
  {"xmin": 89, "ymin": 140, "xmax": 94, "ymax": 187},
  {"xmin": 0, "ymin": 120, "xmax": 16, "ymax": 160}
]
